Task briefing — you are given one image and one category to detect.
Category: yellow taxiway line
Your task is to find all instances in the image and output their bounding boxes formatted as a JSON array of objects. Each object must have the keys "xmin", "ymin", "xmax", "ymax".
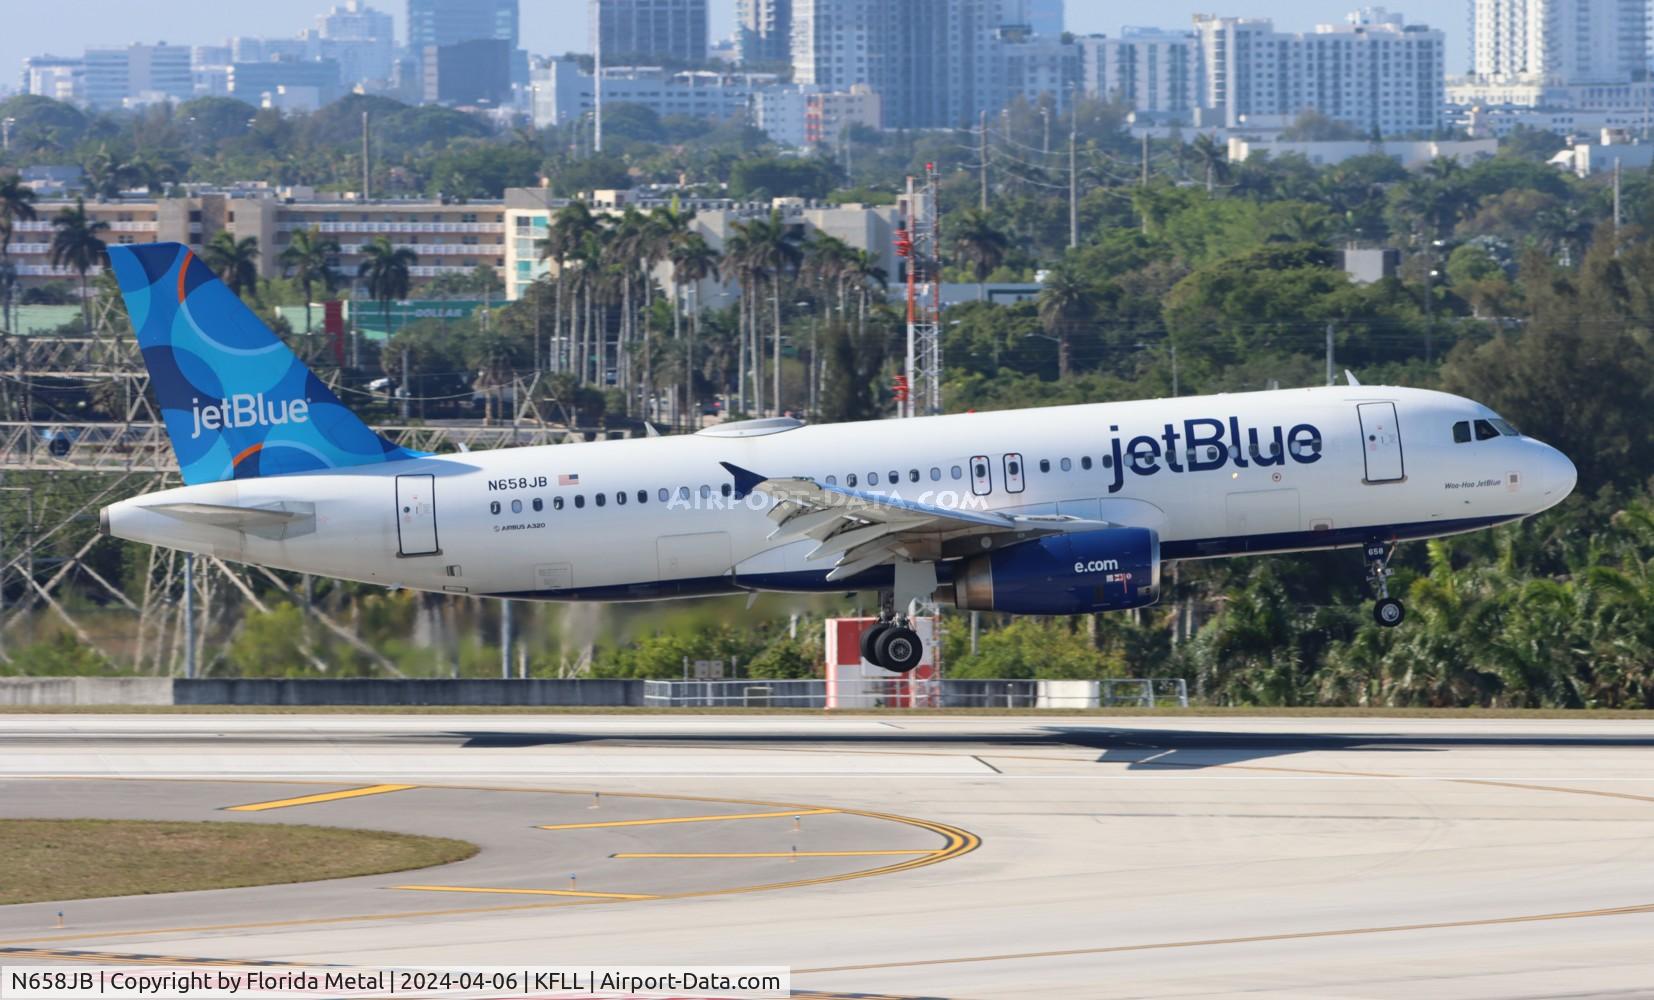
[
  {"xmin": 391, "ymin": 885, "xmax": 654, "ymax": 900},
  {"xmin": 537, "ymin": 807, "xmax": 837, "ymax": 831},
  {"xmin": 224, "ymin": 784, "xmax": 416, "ymax": 812},
  {"xmin": 613, "ymin": 850, "xmax": 943, "ymax": 859}
]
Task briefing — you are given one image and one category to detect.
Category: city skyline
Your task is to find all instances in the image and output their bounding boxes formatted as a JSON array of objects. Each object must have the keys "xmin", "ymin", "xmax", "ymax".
[{"xmin": 2, "ymin": 0, "xmax": 1470, "ymax": 98}]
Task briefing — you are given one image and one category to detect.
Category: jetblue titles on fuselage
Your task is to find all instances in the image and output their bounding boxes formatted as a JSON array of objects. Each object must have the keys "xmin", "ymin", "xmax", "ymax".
[{"xmin": 1102, "ymin": 417, "xmax": 1322, "ymax": 494}]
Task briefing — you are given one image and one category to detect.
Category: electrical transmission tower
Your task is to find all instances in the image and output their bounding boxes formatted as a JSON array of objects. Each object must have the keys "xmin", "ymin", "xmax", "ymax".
[{"xmin": 899, "ymin": 164, "xmax": 943, "ymax": 419}]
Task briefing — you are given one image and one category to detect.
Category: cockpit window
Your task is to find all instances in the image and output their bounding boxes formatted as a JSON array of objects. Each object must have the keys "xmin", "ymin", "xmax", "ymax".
[
  {"xmin": 1453, "ymin": 421, "xmax": 1472, "ymax": 443},
  {"xmin": 1474, "ymin": 419, "xmax": 1500, "ymax": 441},
  {"xmin": 1489, "ymin": 418, "xmax": 1519, "ymax": 437}
]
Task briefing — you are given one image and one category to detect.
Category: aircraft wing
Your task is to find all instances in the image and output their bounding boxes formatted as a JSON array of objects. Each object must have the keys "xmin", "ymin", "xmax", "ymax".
[{"xmin": 721, "ymin": 462, "xmax": 1106, "ymax": 581}]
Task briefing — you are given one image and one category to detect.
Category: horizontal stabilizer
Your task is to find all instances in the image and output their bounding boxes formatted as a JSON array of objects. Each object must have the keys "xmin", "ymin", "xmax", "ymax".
[{"xmin": 145, "ymin": 502, "xmax": 310, "ymax": 532}]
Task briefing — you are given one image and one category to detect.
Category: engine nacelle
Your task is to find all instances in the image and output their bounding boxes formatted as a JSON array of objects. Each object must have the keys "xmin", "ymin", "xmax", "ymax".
[{"xmin": 951, "ymin": 527, "xmax": 1161, "ymax": 615}]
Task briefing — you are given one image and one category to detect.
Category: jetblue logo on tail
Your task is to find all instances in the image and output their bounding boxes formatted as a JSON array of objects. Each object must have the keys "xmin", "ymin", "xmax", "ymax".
[
  {"xmin": 107, "ymin": 242, "xmax": 426, "ymax": 485},
  {"xmin": 190, "ymin": 394, "xmax": 311, "ymax": 439}
]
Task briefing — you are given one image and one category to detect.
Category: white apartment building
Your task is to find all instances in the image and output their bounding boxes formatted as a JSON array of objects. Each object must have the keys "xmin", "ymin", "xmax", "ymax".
[
  {"xmin": 529, "ymin": 58, "xmax": 777, "ymax": 128},
  {"xmin": 1193, "ymin": 9, "xmax": 1444, "ymax": 136},
  {"xmin": 1078, "ymin": 29, "xmax": 1199, "ymax": 118},
  {"xmin": 1470, "ymin": 0, "xmax": 1644, "ymax": 85}
]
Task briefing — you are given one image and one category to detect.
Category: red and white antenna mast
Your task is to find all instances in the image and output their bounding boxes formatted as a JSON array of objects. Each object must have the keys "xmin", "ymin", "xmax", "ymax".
[{"xmin": 899, "ymin": 163, "xmax": 942, "ymax": 419}]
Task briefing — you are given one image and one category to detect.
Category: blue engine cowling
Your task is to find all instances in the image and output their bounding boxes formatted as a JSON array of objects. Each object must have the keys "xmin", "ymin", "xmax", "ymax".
[{"xmin": 950, "ymin": 527, "xmax": 1161, "ymax": 615}]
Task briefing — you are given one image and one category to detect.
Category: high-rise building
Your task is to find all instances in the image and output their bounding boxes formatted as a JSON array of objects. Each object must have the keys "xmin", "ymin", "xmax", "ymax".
[
  {"xmin": 792, "ymin": 0, "xmax": 1027, "ymax": 129},
  {"xmin": 592, "ymin": 0, "xmax": 710, "ymax": 64},
  {"xmin": 736, "ymin": 0, "xmax": 791, "ymax": 65},
  {"xmin": 1193, "ymin": 9, "xmax": 1444, "ymax": 136},
  {"xmin": 22, "ymin": 56, "xmax": 83, "ymax": 103},
  {"xmin": 1078, "ymin": 29, "xmax": 1199, "ymax": 117},
  {"xmin": 316, "ymin": 1, "xmax": 396, "ymax": 83},
  {"xmin": 407, "ymin": 0, "xmax": 519, "ymax": 50},
  {"xmin": 1470, "ymin": 0, "xmax": 1643, "ymax": 84},
  {"xmin": 79, "ymin": 43, "xmax": 192, "ymax": 107}
]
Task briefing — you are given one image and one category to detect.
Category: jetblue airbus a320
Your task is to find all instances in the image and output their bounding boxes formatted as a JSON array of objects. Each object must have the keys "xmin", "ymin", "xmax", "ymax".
[{"xmin": 100, "ymin": 243, "xmax": 1577, "ymax": 671}]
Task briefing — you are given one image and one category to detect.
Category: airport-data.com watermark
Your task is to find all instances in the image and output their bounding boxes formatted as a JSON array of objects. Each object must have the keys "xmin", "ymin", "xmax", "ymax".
[{"xmin": 1, "ymin": 967, "xmax": 790, "ymax": 1000}]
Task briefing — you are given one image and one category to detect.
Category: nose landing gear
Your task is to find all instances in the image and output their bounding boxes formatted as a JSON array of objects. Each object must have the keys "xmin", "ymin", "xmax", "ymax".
[{"xmin": 1366, "ymin": 540, "xmax": 1406, "ymax": 628}]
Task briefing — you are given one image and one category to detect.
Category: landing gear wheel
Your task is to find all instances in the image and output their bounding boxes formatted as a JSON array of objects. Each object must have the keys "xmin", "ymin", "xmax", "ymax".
[
  {"xmin": 860, "ymin": 622, "xmax": 893, "ymax": 665},
  {"xmin": 874, "ymin": 626, "xmax": 924, "ymax": 673},
  {"xmin": 1374, "ymin": 598, "xmax": 1406, "ymax": 628}
]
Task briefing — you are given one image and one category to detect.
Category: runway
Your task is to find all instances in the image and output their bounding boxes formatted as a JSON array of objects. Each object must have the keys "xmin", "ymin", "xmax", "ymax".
[{"xmin": 5, "ymin": 714, "xmax": 1654, "ymax": 999}]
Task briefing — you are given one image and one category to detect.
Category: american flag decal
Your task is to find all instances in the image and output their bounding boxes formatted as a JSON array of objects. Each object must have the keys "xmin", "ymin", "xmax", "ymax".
[{"xmin": 559, "ymin": 474, "xmax": 579, "ymax": 486}]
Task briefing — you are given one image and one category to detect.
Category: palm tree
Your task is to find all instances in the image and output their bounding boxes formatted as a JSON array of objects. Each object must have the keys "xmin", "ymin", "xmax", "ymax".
[
  {"xmin": 949, "ymin": 209, "xmax": 1011, "ymax": 286},
  {"xmin": 49, "ymin": 198, "xmax": 109, "ymax": 332},
  {"xmin": 1191, "ymin": 133, "xmax": 1230, "ymax": 194},
  {"xmin": 357, "ymin": 235, "xmax": 418, "ymax": 338},
  {"xmin": 1036, "ymin": 262, "xmax": 1093, "ymax": 380},
  {"xmin": 278, "ymin": 228, "xmax": 341, "ymax": 334},
  {"xmin": 536, "ymin": 201, "xmax": 598, "ymax": 376},
  {"xmin": 201, "ymin": 231, "xmax": 260, "ymax": 299},
  {"xmin": 669, "ymin": 233, "xmax": 720, "ymax": 430},
  {"xmin": 730, "ymin": 210, "xmax": 803, "ymax": 414},
  {"xmin": 0, "ymin": 173, "xmax": 39, "ymax": 334}
]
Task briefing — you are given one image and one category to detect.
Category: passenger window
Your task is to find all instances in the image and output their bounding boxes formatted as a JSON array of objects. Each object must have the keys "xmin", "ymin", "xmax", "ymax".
[
  {"xmin": 868, "ymin": 472, "xmax": 879, "ymax": 485},
  {"xmin": 1060, "ymin": 458, "xmax": 1072, "ymax": 472},
  {"xmin": 908, "ymin": 469, "xmax": 919, "ymax": 483},
  {"xmin": 1101, "ymin": 455, "xmax": 1113, "ymax": 469},
  {"xmin": 699, "ymin": 485, "xmax": 711, "ymax": 498},
  {"xmin": 677, "ymin": 487, "xmax": 690, "ymax": 500},
  {"xmin": 595, "ymin": 494, "xmax": 606, "ymax": 507},
  {"xmin": 1474, "ymin": 419, "xmax": 1500, "ymax": 441},
  {"xmin": 574, "ymin": 495, "xmax": 585, "ymax": 509},
  {"xmin": 1206, "ymin": 446, "xmax": 1221, "ymax": 461},
  {"xmin": 1039, "ymin": 459, "xmax": 1050, "ymax": 473},
  {"xmin": 532, "ymin": 498, "xmax": 543, "ymax": 512},
  {"xmin": 617, "ymin": 491, "xmax": 627, "ymax": 505},
  {"xmin": 847, "ymin": 473, "xmax": 857, "ymax": 487},
  {"xmin": 1081, "ymin": 456, "xmax": 1092, "ymax": 470},
  {"xmin": 638, "ymin": 490, "xmax": 648, "ymax": 504},
  {"xmin": 721, "ymin": 483, "xmax": 732, "ymax": 497},
  {"xmin": 1453, "ymin": 421, "xmax": 1471, "ymax": 443},
  {"xmin": 553, "ymin": 497, "xmax": 565, "ymax": 510},
  {"xmin": 1008, "ymin": 459, "xmax": 1021, "ymax": 477},
  {"xmin": 951, "ymin": 465, "xmax": 963, "ymax": 480},
  {"xmin": 489, "ymin": 500, "xmax": 501, "ymax": 515},
  {"xmin": 511, "ymin": 499, "xmax": 523, "ymax": 514},
  {"xmin": 888, "ymin": 470, "xmax": 899, "ymax": 484},
  {"xmin": 930, "ymin": 467, "xmax": 941, "ymax": 481},
  {"xmin": 658, "ymin": 488, "xmax": 669, "ymax": 502},
  {"xmin": 973, "ymin": 461, "xmax": 987, "ymax": 478}
]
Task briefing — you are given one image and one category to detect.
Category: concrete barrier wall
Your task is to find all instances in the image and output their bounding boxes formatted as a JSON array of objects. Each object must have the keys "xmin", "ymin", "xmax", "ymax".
[
  {"xmin": 173, "ymin": 678, "xmax": 645, "ymax": 707},
  {"xmin": 0, "ymin": 677, "xmax": 174, "ymax": 706}
]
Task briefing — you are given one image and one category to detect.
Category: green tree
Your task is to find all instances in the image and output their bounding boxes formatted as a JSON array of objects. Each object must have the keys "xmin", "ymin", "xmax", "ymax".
[
  {"xmin": 48, "ymin": 197, "xmax": 108, "ymax": 332},
  {"xmin": 278, "ymin": 227, "xmax": 341, "ymax": 334},
  {"xmin": 357, "ymin": 235, "xmax": 418, "ymax": 335},
  {"xmin": 948, "ymin": 209, "xmax": 1012, "ymax": 284},
  {"xmin": 1036, "ymin": 261, "xmax": 1093, "ymax": 379},
  {"xmin": 201, "ymin": 231, "xmax": 260, "ymax": 299},
  {"xmin": 0, "ymin": 172, "xmax": 39, "ymax": 334}
]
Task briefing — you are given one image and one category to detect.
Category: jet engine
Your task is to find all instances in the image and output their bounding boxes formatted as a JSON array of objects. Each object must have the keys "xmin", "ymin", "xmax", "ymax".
[{"xmin": 950, "ymin": 527, "xmax": 1160, "ymax": 615}]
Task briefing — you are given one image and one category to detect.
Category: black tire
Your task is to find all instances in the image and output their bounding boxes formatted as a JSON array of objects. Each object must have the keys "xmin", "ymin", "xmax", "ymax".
[
  {"xmin": 1374, "ymin": 598, "xmax": 1406, "ymax": 628},
  {"xmin": 859, "ymin": 622, "xmax": 893, "ymax": 665},
  {"xmin": 875, "ymin": 626, "xmax": 924, "ymax": 673}
]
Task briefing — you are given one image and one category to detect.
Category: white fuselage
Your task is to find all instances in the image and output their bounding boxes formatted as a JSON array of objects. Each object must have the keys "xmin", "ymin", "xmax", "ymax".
[{"xmin": 102, "ymin": 386, "xmax": 1577, "ymax": 602}]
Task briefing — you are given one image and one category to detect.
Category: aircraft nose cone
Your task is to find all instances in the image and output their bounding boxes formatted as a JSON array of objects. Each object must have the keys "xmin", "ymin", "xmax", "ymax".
[{"xmin": 1540, "ymin": 446, "xmax": 1577, "ymax": 504}]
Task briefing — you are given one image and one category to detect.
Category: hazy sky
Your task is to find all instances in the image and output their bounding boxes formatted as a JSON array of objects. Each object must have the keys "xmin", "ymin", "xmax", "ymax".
[{"xmin": 1, "ymin": 1, "xmax": 1469, "ymax": 92}]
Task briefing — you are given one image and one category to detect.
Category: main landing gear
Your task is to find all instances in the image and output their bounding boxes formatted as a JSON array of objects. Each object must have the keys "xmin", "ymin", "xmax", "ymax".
[
  {"xmin": 1365, "ymin": 539, "xmax": 1406, "ymax": 628},
  {"xmin": 860, "ymin": 616, "xmax": 925, "ymax": 673}
]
